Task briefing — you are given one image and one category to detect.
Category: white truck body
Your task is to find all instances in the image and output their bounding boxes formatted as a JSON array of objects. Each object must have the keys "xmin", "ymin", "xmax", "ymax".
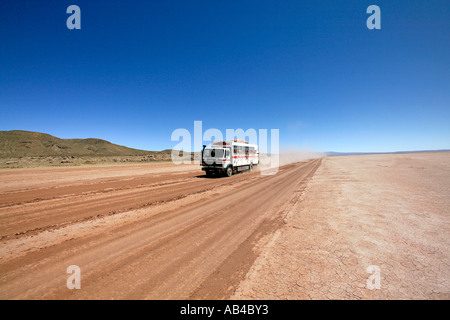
[{"xmin": 201, "ymin": 140, "xmax": 259, "ymax": 177}]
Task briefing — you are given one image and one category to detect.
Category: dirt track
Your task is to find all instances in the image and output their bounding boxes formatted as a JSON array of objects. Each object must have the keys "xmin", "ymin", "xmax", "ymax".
[{"xmin": 0, "ymin": 160, "xmax": 320, "ymax": 299}]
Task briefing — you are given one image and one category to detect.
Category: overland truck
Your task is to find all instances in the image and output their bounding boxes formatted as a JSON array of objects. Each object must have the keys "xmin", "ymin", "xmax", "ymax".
[{"xmin": 201, "ymin": 139, "xmax": 259, "ymax": 177}]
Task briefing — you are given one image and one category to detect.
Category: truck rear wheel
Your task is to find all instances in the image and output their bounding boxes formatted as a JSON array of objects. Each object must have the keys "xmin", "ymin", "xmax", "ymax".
[{"xmin": 225, "ymin": 166, "xmax": 233, "ymax": 177}]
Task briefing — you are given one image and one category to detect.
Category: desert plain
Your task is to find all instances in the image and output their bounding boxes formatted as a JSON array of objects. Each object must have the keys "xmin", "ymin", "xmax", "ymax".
[{"xmin": 0, "ymin": 152, "xmax": 448, "ymax": 299}]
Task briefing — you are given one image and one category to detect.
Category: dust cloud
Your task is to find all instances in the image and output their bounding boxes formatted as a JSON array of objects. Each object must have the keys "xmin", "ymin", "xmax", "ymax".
[
  {"xmin": 278, "ymin": 147, "xmax": 325, "ymax": 165},
  {"xmin": 257, "ymin": 147, "xmax": 325, "ymax": 174}
]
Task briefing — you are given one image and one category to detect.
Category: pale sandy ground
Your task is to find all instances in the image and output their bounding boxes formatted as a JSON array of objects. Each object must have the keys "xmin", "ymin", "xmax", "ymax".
[{"xmin": 232, "ymin": 152, "xmax": 450, "ymax": 299}]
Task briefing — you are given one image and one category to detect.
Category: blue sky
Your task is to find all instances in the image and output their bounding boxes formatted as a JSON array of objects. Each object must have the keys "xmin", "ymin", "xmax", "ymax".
[{"xmin": 0, "ymin": 0, "xmax": 449, "ymax": 152}]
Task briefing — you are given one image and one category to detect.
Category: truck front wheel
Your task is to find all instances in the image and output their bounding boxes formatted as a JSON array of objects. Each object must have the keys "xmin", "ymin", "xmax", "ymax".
[{"xmin": 225, "ymin": 166, "xmax": 233, "ymax": 177}]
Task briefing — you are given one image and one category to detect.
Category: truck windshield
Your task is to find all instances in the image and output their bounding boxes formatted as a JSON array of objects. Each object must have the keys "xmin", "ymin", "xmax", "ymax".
[{"xmin": 204, "ymin": 149, "xmax": 224, "ymax": 158}]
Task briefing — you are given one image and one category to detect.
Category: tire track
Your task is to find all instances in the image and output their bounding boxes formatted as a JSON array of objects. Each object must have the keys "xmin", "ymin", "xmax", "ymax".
[{"xmin": 0, "ymin": 160, "xmax": 321, "ymax": 299}]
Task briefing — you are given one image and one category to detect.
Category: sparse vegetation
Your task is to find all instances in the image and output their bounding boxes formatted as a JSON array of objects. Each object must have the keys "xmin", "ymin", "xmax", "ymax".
[{"xmin": 0, "ymin": 130, "xmax": 193, "ymax": 168}]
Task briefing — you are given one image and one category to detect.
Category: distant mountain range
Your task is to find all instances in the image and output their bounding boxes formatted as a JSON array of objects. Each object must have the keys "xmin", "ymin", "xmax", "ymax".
[
  {"xmin": 1, "ymin": 130, "xmax": 448, "ymax": 159},
  {"xmin": 326, "ymin": 150, "xmax": 450, "ymax": 156}
]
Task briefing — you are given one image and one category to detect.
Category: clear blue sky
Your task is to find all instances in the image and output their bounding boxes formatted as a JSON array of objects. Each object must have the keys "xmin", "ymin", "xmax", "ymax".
[{"xmin": 1, "ymin": 0, "xmax": 449, "ymax": 152}]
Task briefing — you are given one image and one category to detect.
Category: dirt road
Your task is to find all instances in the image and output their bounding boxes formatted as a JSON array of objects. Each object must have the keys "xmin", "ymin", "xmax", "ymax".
[{"xmin": 0, "ymin": 160, "xmax": 320, "ymax": 299}]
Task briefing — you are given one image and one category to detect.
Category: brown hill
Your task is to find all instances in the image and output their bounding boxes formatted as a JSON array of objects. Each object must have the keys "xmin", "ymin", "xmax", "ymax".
[{"xmin": 0, "ymin": 130, "xmax": 155, "ymax": 158}]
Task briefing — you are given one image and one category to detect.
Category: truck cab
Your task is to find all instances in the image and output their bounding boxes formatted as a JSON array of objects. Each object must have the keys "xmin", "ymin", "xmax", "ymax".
[{"xmin": 201, "ymin": 146, "xmax": 231, "ymax": 177}]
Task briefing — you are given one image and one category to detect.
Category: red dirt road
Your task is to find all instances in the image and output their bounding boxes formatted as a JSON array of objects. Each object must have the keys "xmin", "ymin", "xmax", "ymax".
[{"xmin": 0, "ymin": 160, "xmax": 320, "ymax": 299}]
